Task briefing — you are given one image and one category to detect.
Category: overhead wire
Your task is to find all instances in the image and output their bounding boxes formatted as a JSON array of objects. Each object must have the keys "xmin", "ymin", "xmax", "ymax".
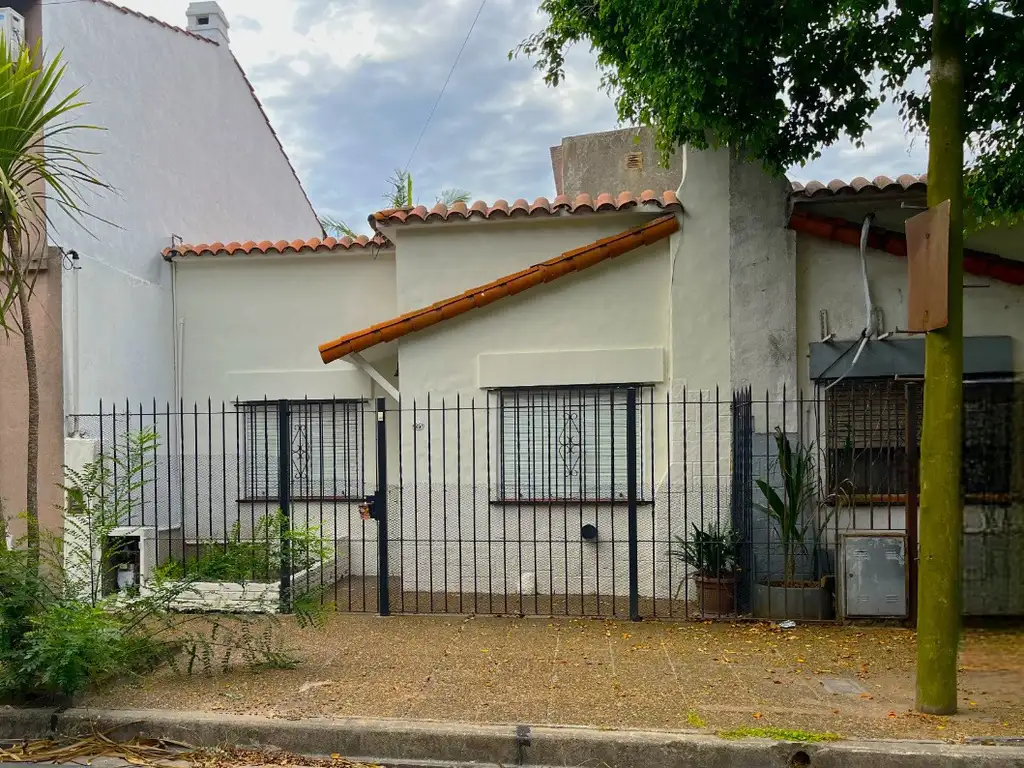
[{"xmin": 402, "ymin": 0, "xmax": 487, "ymax": 174}]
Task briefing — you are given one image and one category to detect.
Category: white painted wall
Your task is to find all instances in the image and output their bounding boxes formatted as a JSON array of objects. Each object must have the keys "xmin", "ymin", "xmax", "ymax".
[
  {"xmin": 160, "ymin": 250, "xmax": 398, "ymax": 553},
  {"xmin": 384, "ymin": 214, "xmax": 723, "ymax": 604},
  {"xmin": 45, "ymin": 1, "xmax": 321, "ymax": 413},
  {"xmin": 796, "ymin": 234, "xmax": 1024, "ymax": 389},
  {"xmin": 175, "ymin": 252, "xmax": 397, "ymax": 404},
  {"xmin": 392, "ymin": 215, "xmax": 672, "ymax": 399}
]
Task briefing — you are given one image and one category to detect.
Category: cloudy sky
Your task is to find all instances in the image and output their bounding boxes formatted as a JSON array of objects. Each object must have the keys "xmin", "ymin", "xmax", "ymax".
[{"xmin": 120, "ymin": 0, "xmax": 928, "ymax": 230}]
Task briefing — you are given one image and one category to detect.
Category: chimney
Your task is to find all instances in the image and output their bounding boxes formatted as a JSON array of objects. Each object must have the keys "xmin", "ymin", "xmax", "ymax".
[
  {"xmin": 186, "ymin": 1, "xmax": 229, "ymax": 45},
  {"xmin": 551, "ymin": 127, "xmax": 685, "ymax": 199}
]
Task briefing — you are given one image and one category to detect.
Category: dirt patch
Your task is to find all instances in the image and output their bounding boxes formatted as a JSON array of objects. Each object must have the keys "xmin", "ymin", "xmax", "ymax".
[{"xmin": 84, "ymin": 614, "xmax": 1024, "ymax": 742}]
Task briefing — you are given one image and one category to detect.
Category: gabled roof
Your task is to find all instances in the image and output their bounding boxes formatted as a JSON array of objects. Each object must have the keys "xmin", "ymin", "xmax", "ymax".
[
  {"xmin": 87, "ymin": 0, "xmax": 217, "ymax": 44},
  {"xmin": 370, "ymin": 190, "xmax": 681, "ymax": 230},
  {"xmin": 164, "ymin": 234, "xmax": 391, "ymax": 261},
  {"xmin": 320, "ymin": 214, "xmax": 680, "ymax": 364},
  {"xmin": 77, "ymin": 0, "xmax": 320, "ymax": 232}
]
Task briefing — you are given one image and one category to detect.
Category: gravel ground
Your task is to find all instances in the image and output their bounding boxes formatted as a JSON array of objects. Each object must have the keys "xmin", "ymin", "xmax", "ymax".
[{"xmin": 84, "ymin": 613, "xmax": 1024, "ymax": 743}]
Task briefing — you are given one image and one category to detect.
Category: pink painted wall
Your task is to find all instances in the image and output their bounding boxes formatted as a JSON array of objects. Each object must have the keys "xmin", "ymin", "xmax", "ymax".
[{"xmin": 0, "ymin": 247, "xmax": 65, "ymax": 540}]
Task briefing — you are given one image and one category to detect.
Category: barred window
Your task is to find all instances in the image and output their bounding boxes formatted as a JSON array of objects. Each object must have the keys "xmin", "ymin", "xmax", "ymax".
[
  {"xmin": 240, "ymin": 400, "xmax": 363, "ymax": 500},
  {"xmin": 825, "ymin": 379, "xmax": 1015, "ymax": 500},
  {"xmin": 498, "ymin": 388, "xmax": 642, "ymax": 501}
]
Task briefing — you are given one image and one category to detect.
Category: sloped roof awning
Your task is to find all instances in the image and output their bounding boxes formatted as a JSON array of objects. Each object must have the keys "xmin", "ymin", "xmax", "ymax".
[{"xmin": 318, "ymin": 214, "xmax": 680, "ymax": 364}]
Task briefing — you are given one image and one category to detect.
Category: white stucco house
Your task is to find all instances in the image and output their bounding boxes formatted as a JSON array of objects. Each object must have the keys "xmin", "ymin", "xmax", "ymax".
[
  {"xmin": 0, "ymin": 0, "xmax": 322, "ymax": 537},
  {"xmin": 134, "ymin": 129, "xmax": 1022, "ymax": 618}
]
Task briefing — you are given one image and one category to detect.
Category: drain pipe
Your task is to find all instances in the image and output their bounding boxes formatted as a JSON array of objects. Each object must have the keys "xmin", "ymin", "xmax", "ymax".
[
  {"xmin": 826, "ymin": 213, "xmax": 875, "ymax": 390},
  {"xmin": 67, "ymin": 250, "xmax": 82, "ymax": 436}
]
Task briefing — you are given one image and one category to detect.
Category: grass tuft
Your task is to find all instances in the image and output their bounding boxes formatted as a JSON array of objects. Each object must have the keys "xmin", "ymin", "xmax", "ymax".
[
  {"xmin": 686, "ymin": 710, "xmax": 707, "ymax": 728},
  {"xmin": 717, "ymin": 727, "xmax": 842, "ymax": 743}
]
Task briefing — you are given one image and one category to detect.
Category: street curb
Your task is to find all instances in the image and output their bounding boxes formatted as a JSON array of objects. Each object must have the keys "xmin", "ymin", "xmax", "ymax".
[{"xmin": 2, "ymin": 707, "xmax": 1024, "ymax": 768}]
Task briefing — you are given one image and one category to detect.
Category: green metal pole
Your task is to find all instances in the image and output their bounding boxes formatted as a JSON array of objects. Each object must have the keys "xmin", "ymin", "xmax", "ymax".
[{"xmin": 916, "ymin": 0, "xmax": 966, "ymax": 716}]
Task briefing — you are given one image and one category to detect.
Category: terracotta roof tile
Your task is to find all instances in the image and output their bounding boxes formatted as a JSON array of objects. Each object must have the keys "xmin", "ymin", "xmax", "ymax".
[
  {"xmin": 164, "ymin": 234, "xmax": 391, "ymax": 260},
  {"xmin": 369, "ymin": 190, "xmax": 681, "ymax": 229},
  {"xmin": 789, "ymin": 210, "xmax": 1024, "ymax": 286},
  {"xmin": 790, "ymin": 174, "xmax": 927, "ymax": 199},
  {"xmin": 320, "ymin": 214, "xmax": 680, "ymax": 363}
]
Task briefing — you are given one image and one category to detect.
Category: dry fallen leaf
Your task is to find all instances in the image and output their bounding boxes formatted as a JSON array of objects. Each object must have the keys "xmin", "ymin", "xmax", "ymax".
[
  {"xmin": 753, "ymin": 712, "xmax": 763, "ymax": 719},
  {"xmin": 859, "ymin": 693, "xmax": 874, "ymax": 700}
]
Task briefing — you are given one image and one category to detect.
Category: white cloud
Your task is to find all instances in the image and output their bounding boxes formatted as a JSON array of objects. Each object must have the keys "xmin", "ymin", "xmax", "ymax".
[{"xmin": 117, "ymin": 0, "xmax": 929, "ymax": 217}]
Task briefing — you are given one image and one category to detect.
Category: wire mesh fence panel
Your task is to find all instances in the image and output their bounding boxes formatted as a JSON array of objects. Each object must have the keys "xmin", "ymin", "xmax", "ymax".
[{"xmin": 71, "ymin": 380, "xmax": 1022, "ymax": 619}]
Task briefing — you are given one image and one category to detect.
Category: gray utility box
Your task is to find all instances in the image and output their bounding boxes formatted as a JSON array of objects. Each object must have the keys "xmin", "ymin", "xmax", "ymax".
[{"xmin": 841, "ymin": 531, "xmax": 908, "ymax": 618}]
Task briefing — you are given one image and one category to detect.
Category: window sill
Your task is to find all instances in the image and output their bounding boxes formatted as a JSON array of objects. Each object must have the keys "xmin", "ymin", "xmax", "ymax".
[{"xmin": 490, "ymin": 498, "xmax": 654, "ymax": 506}]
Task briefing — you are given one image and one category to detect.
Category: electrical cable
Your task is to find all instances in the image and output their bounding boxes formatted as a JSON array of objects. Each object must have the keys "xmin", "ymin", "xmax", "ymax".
[
  {"xmin": 825, "ymin": 214, "xmax": 876, "ymax": 391},
  {"xmin": 402, "ymin": 0, "xmax": 486, "ymax": 174}
]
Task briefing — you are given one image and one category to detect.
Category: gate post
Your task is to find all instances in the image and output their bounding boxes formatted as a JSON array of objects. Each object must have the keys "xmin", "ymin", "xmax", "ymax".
[
  {"xmin": 906, "ymin": 383, "xmax": 921, "ymax": 626},
  {"xmin": 375, "ymin": 398, "xmax": 390, "ymax": 616},
  {"xmin": 277, "ymin": 400, "xmax": 292, "ymax": 613},
  {"xmin": 626, "ymin": 388, "xmax": 640, "ymax": 621}
]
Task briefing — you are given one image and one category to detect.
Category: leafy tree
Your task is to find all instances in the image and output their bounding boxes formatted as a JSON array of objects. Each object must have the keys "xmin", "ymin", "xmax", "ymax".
[
  {"xmin": 516, "ymin": 0, "xmax": 1023, "ymax": 715},
  {"xmin": 0, "ymin": 37, "xmax": 108, "ymax": 572}
]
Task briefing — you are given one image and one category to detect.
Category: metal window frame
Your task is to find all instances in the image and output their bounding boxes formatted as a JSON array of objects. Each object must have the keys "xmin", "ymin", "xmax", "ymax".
[
  {"xmin": 494, "ymin": 384, "xmax": 650, "ymax": 503},
  {"xmin": 238, "ymin": 398, "xmax": 366, "ymax": 502}
]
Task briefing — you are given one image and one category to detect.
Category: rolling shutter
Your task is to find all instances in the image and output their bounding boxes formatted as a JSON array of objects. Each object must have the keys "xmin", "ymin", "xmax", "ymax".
[
  {"xmin": 500, "ymin": 388, "xmax": 639, "ymax": 500},
  {"xmin": 242, "ymin": 401, "xmax": 362, "ymax": 499}
]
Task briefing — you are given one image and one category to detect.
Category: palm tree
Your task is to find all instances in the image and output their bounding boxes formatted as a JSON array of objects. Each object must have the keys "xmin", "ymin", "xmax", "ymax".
[
  {"xmin": 318, "ymin": 215, "xmax": 357, "ymax": 239},
  {"xmin": 0, "ymin": 37, "xmax": 107, "ymax": 571},
  {"xmin": 384, "ymin": 168, "xmax": 470, "ymax": 208},
  {"xmin": 318, "ymin": 173, "xmax": 471, "ymax": 240}
]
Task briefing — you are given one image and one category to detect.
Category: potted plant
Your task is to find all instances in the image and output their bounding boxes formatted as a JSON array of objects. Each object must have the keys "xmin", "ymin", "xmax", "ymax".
[
  {"xmin": 753, "ymin": 428, "xmax": 847, "ymax": 620},
  {"xmin": 669, "ymin": 524, "xmax": 740, "ymax": 616}
]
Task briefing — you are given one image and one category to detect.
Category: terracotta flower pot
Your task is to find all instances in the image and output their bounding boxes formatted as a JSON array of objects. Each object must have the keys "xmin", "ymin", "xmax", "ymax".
[{"xmin": 695, "ymin": 573, "xmax": 737, "ymax": 617}]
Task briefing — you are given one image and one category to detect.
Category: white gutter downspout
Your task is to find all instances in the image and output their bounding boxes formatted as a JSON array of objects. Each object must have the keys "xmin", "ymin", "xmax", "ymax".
[
  {"xmin": 171, "ymin": 257, "xmax": 184, "ymax": 406},
  {"xmin": 68, "ymin": 250, "xmax": 82, "ymax": 436}
]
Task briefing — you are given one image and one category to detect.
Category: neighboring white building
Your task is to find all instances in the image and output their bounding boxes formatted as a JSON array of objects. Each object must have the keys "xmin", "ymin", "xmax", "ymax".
[
  {"xmin": 45, "ymin": 0, "xmax": 321, "ymax": 411},
  {"xmin": 0, "ymin": 0, "xmax": 321, "ymax": 538}
]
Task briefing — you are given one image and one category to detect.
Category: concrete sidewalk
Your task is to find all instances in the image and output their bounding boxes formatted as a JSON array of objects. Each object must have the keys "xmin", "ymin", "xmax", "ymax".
[{"xmin": 82, "ymin": 613, "xmax": 1024, "ymax": 743}]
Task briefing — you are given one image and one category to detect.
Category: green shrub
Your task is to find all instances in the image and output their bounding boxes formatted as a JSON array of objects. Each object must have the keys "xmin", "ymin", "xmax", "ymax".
[
  {"xmin": 15, "ymin": 602, "xmax": 161, "ymax": 696},
  {"xmin": 0, "ymin": 429, "xmax": 325, "ymax": 702},
  {"xmin": 152, "ymin": 512, "xmax": 333, "ymax": 583}
]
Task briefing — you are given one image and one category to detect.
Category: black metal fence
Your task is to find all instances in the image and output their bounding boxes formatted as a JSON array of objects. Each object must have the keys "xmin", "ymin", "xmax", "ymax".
[{"xmin": 75, "ymin": 380, "xmax": 1022, "ymax": 620}]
